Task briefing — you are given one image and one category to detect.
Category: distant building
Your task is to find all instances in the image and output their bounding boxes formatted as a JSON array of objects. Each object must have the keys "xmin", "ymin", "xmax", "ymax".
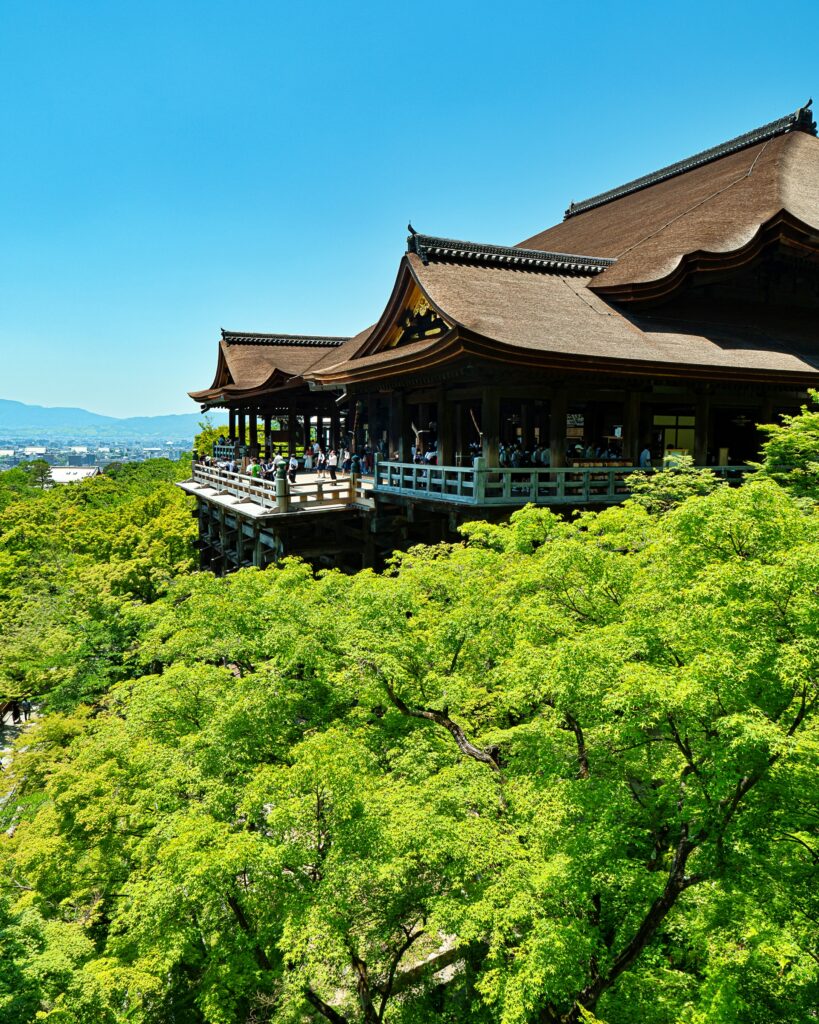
[
  {"xmin": 23, "ymin": 446, "xmax": 47, "ymax": 456},
  {"xmin": 50, "ymin": 467, "xmax": 102, "ymax": 484}
]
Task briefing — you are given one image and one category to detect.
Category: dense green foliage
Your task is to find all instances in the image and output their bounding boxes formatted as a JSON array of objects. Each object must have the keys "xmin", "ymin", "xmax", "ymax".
[
  {"xmin": 756, "ymin": 390, "xmax": 819, "ymax": 500},
  {"xmin": 625, "ymin": 454, "xmax": 725, "ymax": 514},
  {"xmin": 0, "ymin": 458, "xmax": 196, "ymax": 708},
  {"xmin": 1, "ymin": 414, "xmax": 818, "ymax": 1024}
]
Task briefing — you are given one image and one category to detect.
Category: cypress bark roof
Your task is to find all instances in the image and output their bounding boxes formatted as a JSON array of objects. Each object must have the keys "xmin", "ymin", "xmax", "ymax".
[
  {"xmin": 519, "ymin": 113, "xmax": 819, "ymax": 294},
  {"xmin": 308, "ymin": 249, "xmax": 819, "ymax": 385},
  {"xmin": 564, "ymin": 101, "xmax": 815, "ymax": 218},
  {"xmin": 189, "ymin": 332, "xmax": 351, "ymax": 403}
]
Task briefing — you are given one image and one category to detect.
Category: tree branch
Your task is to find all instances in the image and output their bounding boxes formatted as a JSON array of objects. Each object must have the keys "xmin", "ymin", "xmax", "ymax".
[
  {"xmin": 576, "ymin": 830, "xmax": 698, "ymax": 1015},
  {"xmin": 225, "ymin": 893, "xmax": 271, "ymax": 971},
  {"xmin": 377, "ymin": 925, "xmax": 424, "ymax": 1020},
  {"xmin": 562, "ymin": 712, "xmax": 590, "ymax": 779},
  {"xmin": 305, "ymin": 987, "xmax": 349, "ymax": 1024},
  {"xmin": 363, "ymin": 661, "xmax": 500, "ymax": 771},
  {"xmin": 349, "ymin": 949, "xmax": 379, "ymax": 1024}
]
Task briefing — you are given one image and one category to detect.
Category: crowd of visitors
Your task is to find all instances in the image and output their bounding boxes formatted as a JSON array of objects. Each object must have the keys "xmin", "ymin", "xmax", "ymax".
[{"xmin": 197, "ymin": 441, "xmax": 381, "ymax": 485}]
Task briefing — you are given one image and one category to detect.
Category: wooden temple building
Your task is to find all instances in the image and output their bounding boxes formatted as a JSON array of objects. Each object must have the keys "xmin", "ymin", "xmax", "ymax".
[{"xmin": 182, "ymin": 101, "xmax": 819, "ymax": 571}]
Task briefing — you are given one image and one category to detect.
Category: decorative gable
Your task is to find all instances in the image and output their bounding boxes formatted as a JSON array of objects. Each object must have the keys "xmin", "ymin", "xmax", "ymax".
[{"xmin": 386, "ymin": 292, "xmax": 448, "ymax": 349}]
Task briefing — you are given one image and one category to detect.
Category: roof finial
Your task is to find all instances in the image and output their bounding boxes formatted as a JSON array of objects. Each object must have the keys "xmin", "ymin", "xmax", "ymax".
[
  {"xmin": 407, "ymin": 222, "xmax": 417, "ymax": 236},
  {"xmin": 793, "ymin": 99, "xmax": 817, "ymax": 136}
]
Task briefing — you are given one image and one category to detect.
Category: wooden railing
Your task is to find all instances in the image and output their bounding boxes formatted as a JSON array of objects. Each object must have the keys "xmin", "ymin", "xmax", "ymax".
[
  {"xmin": 193, "ymin": 459, "xmax": 750, "ymax": 513},
  {"xmin": 191, "ymin": 464, "xmax": 369, "ymax": 513},
  {"xmin": 213, "ymin": 443, "xmax": 241, "ymax": 459},
  {"xmin": 372, "ymin": 460, "xmax": 478, "ymax": 504},
  {"xmin": 372, "ymin": 457, "xmax": 749, "ymax": 506}
]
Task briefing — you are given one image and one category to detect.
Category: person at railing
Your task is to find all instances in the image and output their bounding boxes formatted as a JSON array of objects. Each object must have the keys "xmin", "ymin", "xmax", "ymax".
[
  {"xmin": 273, "ymin": 451, "xmax": 286, "ymax": 474},
  {"xmin": 316, "ymin": 449, "xmax": 327, "ymax": 478},
  {"xmin": 639, "ymin": 446, "xmax": 652, "ymax": 469},
  {"xmin": 218, "ymin": 434, "xmax": 226, "ymax": 445},
  {"xmin": 288, "ymin": 453, "xmax": 299, "ymax": 484},
  {"xmin": 248, "ymin": 458, "xmax": 262, "ymax": 479},
  {"xmin": 303, "ymin": 449, "xmax": 313, "ymax": 472},
  {"xmin": 227, "ymin": 457, "xmax": 238, "ymax": 474},
  {"xmin": 341, "ymin": 449, "xmax": 351, "ymax": 476},
  {"xmin": 327, "ymin": 449, "xmax": 338, "ymax": 481}
]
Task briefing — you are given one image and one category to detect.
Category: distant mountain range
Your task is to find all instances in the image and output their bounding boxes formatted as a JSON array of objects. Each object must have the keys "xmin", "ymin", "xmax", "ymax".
[{"xmin": 0, "ymin": 399, "xmax": 223, "ymax": 441}]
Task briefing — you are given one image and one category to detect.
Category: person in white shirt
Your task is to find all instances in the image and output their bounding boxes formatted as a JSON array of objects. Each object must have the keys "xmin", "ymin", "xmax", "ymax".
[{"xmin": 327, "ymin": 449, "xmax": 338, "ymax": 481}]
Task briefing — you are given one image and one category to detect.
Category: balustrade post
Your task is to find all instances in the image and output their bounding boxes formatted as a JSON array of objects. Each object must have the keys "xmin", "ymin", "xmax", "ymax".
[
  {"xmin": 473, "ymin": 456, "xmax": 486, "ymax": 505},
  {"xmin": 372, "ymin": 453, "xmax": 380, "ymax": 492},
  {"xmin": 275, "ymin": 463, "xmax": 289, "ymax": 513}
]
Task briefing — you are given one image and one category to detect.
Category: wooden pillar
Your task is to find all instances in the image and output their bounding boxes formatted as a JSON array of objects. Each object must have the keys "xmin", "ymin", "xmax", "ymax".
[
  {"xmin": 550, "ymin": 392, "xmax": 567, "ymax": 468},
  {"xmin": 481, "ymin": 388, "xmax": 500, "ymax": 466},
  {"xmin": 263, "ymin": 414, "xmax": 272, "ymax": 458},
  {"xmin": 388, "ymin": 391, "xmax": 404, "ymax": 460},
  {"xmin": 238, "ymin": 409, "xmax": 246, "ymax": 451},
  {"xmin": 455, "ymin": 401, "xmax": 467, "ymax": 464},
  {"xmin": 624, "ymin": 391, "xmax": 641, "ymax": 465},
  {"xmin": 249, "ymin": 411, "xmax": 258, "ymax": 455},
  {"xmin": 228, "ymin": 407, "xmax": 236, "ymax": 440},
  {"xmin": 287, "ymin": 404, "xmax": 296, "ymax": 453},
  {"xmin": 436, "ymin": 389, "xmax": 453, "ymax": 465},
  {"xmin": 253, "ymin": 525, "xmax": 263, "ymax": 568},
  {"xmin": 331, "ymin": 405, "xmax": 341, "ymax": 450},
  {"xmin": 695, "ymin": 393, "xmax": 711, "ymax": 466}
]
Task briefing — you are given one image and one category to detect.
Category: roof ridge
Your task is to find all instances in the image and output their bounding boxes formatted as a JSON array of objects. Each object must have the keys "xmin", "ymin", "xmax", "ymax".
[
  {"xmin": 407, "ymin": 232, "xmax": 615, "ymax": 275},
  {"xmin": 565, "ymin": 100, "xmax": 817, "ymax": 220},
  {"xmin": 220, "ymin": 330, "xmax": 349, "ymax": 347}
]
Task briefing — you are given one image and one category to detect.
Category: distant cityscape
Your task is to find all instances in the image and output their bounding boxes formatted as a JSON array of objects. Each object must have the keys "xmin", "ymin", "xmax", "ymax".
[
  {"xmin": 0, "ymin": 438, "xmax": 192, "ymax": 471},
  {"xmin": 0, "ymin": 398, "xmax": 213, "ymax": 471}
]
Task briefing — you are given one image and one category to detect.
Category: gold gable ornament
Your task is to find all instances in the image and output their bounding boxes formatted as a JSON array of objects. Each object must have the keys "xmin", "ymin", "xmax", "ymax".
[{"xmin": 388, "ymin": 295, "xmax": 447, "ymax": 349}]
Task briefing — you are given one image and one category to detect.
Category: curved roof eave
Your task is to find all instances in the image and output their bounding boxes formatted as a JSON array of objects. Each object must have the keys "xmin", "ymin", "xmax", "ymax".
[{"xmin": 591, "ymin": 208, "xmax": 819, "ymax": 302}]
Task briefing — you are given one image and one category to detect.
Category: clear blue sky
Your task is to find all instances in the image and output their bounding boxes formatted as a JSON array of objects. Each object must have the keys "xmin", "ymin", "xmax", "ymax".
[{"xmin": 0, "ymin": 0, "xmax": 814, "ymax": 416}]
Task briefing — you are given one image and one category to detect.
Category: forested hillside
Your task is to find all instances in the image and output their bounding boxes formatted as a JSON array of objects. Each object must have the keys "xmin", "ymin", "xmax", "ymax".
[
  {"xmin": 0, "ymin": 458, "xmax": 196, "ymax": 710},
  {"xmin": 0, "ymin": 414, "xmax": 818, "ymax": 1024}
]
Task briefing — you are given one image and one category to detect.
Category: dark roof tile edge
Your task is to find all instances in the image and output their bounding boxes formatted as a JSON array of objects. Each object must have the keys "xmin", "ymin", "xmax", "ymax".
[
  {"xmin": 565, "ymin": 101, "xmax": 817, "ymax": 219},
  {"xmin": 407, "ymin": 232, "xmax": 615, "ymax": 274},
  {"xmin": 220, "ymin": 330, "xmax": 349, "ymax": 347}
]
